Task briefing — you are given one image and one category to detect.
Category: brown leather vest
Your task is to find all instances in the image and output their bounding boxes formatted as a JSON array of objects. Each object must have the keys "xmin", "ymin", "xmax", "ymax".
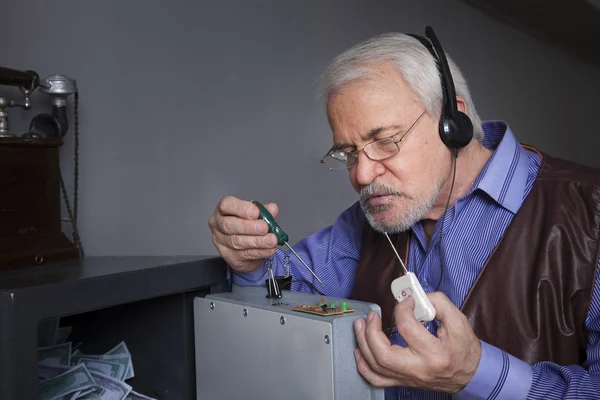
[{"xmin": 350, "ymin": 150, "xmax": 600, "ymax": 365}]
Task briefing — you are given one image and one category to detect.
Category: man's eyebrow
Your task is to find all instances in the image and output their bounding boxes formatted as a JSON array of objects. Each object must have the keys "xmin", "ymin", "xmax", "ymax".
[{"xmin": 333, "ymin": 125, "xmax": 403, "ymax": 150}]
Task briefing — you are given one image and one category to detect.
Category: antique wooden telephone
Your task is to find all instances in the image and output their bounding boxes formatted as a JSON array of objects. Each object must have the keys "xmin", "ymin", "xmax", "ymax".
[{"xmin": 0, "ymin": 66, "xmax": 82, "ymax": 270}]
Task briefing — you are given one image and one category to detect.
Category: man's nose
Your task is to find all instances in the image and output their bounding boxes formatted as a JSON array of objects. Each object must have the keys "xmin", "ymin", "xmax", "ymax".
[{"xmin": 354, "ymin": 152, "xmax": 385, "ymax": 186}]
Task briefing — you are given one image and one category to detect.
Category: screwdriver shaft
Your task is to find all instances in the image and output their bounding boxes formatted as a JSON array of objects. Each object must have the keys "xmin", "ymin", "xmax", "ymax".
[{"xmin": 284, "ymin": 242, "xmax": 324, "ymax": 285}]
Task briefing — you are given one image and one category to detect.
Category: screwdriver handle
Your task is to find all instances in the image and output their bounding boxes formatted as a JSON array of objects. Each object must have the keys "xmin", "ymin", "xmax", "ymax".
[{"xmin": 251, "ymin": 200, "xmax": 288, "ymax": 246}]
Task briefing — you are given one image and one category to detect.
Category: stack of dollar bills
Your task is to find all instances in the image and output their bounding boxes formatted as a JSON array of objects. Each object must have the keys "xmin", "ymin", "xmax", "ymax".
[{"xmin": 37, "ymin": 319, "xmax": 157, "ymax": 400}]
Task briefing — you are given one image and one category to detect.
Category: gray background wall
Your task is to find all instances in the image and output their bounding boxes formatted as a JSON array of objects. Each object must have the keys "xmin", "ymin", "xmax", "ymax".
[{"xmin": 2, "ymin": 0, "xmax": 599, "ymax": 257}]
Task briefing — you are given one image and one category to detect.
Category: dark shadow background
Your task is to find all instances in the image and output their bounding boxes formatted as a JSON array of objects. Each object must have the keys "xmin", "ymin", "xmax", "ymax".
[{"xmin": 2, "ymin": 0, "xmax": 598, "ymax": 256}]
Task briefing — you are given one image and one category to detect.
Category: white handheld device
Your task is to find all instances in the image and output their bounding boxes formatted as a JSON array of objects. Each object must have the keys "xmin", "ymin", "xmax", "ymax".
[
  {"xmin": 390, "ymin": 272, "xmax": 436, "ymax": 323},
  {"xmin": 384, "ymin": 232, "xmax": 436, "ymax": 323}
]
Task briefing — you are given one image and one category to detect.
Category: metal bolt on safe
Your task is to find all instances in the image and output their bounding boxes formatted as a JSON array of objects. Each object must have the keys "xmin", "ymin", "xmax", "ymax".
[
  {"xmin": 324, "ymin": 335, "xmax": 330, "ymax": 345},
  {"xmin": 280, "ymin": 316, "xmax": 285, "ymax": 325},
  {"xmin": 243, "ymin": 309, "xmax": 248, "ymax": 317},
  {"xmin": 210, "ymin": 302, "xmax": 214, "ymax": 310}
]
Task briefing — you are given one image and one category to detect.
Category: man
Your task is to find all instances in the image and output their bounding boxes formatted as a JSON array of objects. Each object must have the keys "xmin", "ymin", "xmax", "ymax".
[{"xmin": 208, "ymin": 27, "xmax": 600, "ymax": 399}]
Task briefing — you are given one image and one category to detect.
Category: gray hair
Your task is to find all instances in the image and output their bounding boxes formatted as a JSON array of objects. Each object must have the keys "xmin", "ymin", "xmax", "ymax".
[{"xmin": 318, "ymin": 33, "xmax": 484, "ymax": 141}]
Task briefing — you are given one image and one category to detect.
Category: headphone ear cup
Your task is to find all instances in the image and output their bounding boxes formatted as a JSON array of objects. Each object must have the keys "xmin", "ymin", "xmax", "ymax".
[
  {"xmin": 455, "ymin": 111, "xmax": 474, "ymax": 147},
  {"xmin": 456, "ymin": 111, "xmax": 473, "ymax": 147},
  {"xmin": 439, "ymin": 111, "xmax": 473, "ymax": 149}
]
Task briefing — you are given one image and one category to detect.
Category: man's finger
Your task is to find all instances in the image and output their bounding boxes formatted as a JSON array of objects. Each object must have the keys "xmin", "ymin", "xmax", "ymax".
[
  {"xmin": 354, "ymin": 349, "xmax": 400, "ymax": 388},
  {"xmin": 212, "ymin": 230, "xmax": 278, "ymax": 250},
  {"xmin": 394, "ymin": 297, "xmax": 438, "ymax": 352},
  {"xmin": 217, "ymin": 215, "xmax": 271, "ymax": 236},
  {"xmin": 354, "ymin": 316, "xmax": 390, "ymax": 378},
  {"xmin": 239, "ymin": 247, "xmax": 277, "ymax": 262},
  {"xmin": 426, "ymin": 292, "xmax": 457, "ymax": 324},
  {"xmin": 365, "ymin": 310, "xmax": 420, "ymax": 375},
  {"xmin": 356, "ymin": 313, "xmax": 401, "ymax": 379},
  {"xmin": 217, "ymin": 196, "xmax": 258, "ymax": 219},
  {"xmin": 426, "ymin": 292, "xmax": 470, "ymax": 341},
  {"xmin": 263, "ymin": 202, "xmax": 279, "ymax": 219}
]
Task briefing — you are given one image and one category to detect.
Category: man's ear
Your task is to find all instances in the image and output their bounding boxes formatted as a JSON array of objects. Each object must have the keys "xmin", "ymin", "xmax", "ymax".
[{"xmin": 456, "ymin": 96, "xmax": 468, "ymax": 115}]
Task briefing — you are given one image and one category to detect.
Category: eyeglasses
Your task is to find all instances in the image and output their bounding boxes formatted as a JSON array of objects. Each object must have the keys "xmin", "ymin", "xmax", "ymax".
[{"xmin": 320, "ymin": 110, "xmax": 426, "ymax": 171}]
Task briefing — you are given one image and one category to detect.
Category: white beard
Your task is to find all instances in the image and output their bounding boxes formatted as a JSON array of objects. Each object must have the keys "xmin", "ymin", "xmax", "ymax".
[{"xmin": 359, "ymin": 178, "xmax": 443, "ymax": 233}]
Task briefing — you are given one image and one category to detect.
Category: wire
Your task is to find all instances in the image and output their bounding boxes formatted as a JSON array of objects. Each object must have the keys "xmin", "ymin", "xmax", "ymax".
[
  {"xmin": 73, "ymin": 92, "xmax": 79, "ymax": 231},
  {"xmin": 280, "ymin": 279, "xmax": 326, "ymax": 296},
  {"xmin": 59, "ymin": 92, "xmax": 84, "ymax": 258},
  {"xmin": 59, "ymin": 171, "xmax": 83, "ymax": 256},
  {"xmin": 435, "ymin": 148, "xmax": 458, "ymax": 292}
]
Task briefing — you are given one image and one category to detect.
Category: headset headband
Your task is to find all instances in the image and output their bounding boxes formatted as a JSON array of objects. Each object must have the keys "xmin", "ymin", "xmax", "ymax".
[{"xmin": 424, "ymin": 26, "xmax": 458, "ymax": 118}]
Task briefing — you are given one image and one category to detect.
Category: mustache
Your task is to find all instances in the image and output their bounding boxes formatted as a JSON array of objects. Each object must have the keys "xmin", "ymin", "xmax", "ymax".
[{"xmin": 359, "ymin": 181, "xmax": 403, "ymax": 200}]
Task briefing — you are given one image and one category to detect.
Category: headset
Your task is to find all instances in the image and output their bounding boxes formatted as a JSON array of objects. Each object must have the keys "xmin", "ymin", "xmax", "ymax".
[
  {"xmin": 400, "ymin": 27, "xmax": 473, "ymax": 294},
  {"xmin": 408, "ymin": 26, "xmax": 473, "ymax": 150}
]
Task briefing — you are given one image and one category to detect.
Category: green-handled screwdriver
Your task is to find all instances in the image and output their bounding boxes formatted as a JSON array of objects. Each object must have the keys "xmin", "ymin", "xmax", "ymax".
[{"xmin": 251, "ymin": 200, "xmax": 324, "ymax": 285}]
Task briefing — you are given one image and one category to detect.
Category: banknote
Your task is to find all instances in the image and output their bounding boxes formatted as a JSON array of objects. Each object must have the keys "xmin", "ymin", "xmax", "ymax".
[
  {"xmin": 126, "ymin": 390, "xmax": 158, "ymax": 400},
  {"xmin": 76, "ymin": 358, "xmax": 127, "ymax": 380},
  {"xmin": 72, "ymin": 354, "xmax": 129, "ymax": 378},
  {"xmin": 39, "ymin": 331, "xmax": 145, "ymax": 399},
  {"xmin": 55, "ymin": 326, "xmax": 73, "ymax": 345},
  {"xmin": 39, "ymin": 342, "xmax": 72, "ymax": 366},
  {"xmin": 106, "ymin": 341, "xmax": 135, "ymax": 380},
  {"xmin": 39, "ymin": 364, "xmax": 71, "ymax": 381},
  {"xmin": 39, "ymin": 363, "xmax": 95, "ymax": 400},
  {"xmin": 67, "ymin": 391, "xmax": 80, "ymax": 400},
  {"xmin": 79, "ymin": 388, "xmax": 96, "ymax": 397},
  {"xmin": 38, "ymin": 318, "xmax": 59, "ymax": 347},
  {"xmin": 62, "ymin": 386, "xmax": 95, "ymax": 400},
  {"xmin": 77, "ymin": 370, "xmax": 132, "ymax": 399}
]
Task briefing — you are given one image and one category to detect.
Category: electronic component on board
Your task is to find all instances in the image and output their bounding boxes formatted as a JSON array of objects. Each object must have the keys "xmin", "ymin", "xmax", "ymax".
[{"xmin": 291, "ymin": 301, "xmax": 354, "ymax": 316}]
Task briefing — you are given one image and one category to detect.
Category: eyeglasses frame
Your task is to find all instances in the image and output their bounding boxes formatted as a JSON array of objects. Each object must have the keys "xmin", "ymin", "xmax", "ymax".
[{"xmin": 320, "ymin": 110, "xmax": 427, "ymax": 171}]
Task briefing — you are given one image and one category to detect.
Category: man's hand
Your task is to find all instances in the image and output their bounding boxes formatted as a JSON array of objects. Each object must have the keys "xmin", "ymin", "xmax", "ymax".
[
  {"xmin": 208, "ymin": 196, "xmax": 279, "ymax": 273},
  {"xmin": 353, "ymin": 292, "xmax": 482, "ymax": 393}
]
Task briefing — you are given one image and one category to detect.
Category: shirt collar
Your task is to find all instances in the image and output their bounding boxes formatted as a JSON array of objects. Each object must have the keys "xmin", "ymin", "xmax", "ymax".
[{"xmin": 470, "ymin": 121, "xmax": 530, "ymax": 214}]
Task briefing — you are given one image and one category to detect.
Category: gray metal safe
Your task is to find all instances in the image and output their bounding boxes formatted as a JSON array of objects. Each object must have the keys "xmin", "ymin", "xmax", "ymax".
[{"xmin": 194, "ymin": 285, "xmax": 385, "ymax": 400}]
